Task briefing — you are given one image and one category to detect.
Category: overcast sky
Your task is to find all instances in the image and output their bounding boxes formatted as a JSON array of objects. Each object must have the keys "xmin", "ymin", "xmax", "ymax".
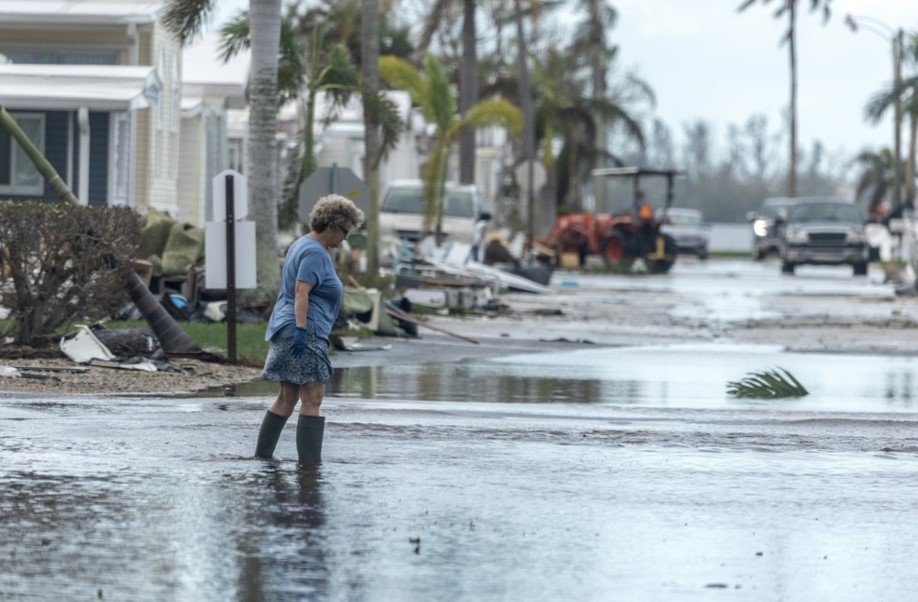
[{"xmin": 210, "ymin": 0, "xmax": 917, "ymax": 156}]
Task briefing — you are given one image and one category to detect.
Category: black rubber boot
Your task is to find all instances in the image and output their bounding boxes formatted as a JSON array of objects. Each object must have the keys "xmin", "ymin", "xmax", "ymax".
[
  {"xmin": 254, "ymin": 410, "xmax": 289, "ymax": 458},
  {"xmin": 296, "ymin": 415, "xmax": 325, "ymax": 463}
]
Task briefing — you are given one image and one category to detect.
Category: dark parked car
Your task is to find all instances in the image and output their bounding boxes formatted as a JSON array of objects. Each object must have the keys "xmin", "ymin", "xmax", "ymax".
[
  {"xmin": 748, "ymin": 197, "xmax": 795, "ymax": 260},
  {"xmin": 778, "ymin": 199, "xmax": 869, "ymax": 276},
  {"xmin": 660, "ymin": 208, "xmax": 709, "ymax": 259}
]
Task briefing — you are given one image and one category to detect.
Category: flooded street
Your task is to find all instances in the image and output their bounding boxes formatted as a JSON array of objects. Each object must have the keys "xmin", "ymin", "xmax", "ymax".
[{"xmin": 4, "ymin": 259, "xmax": 918, "ymax": 600}]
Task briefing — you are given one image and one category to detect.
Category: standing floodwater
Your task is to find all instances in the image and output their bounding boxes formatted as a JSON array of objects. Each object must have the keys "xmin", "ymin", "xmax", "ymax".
[
  {"xmin": 5, "ymin": 261, "xmax": 918, "ymax": 600},
  {"xmin": 3, "ymin": 384, "xmax": 918, "ymax": 600}
]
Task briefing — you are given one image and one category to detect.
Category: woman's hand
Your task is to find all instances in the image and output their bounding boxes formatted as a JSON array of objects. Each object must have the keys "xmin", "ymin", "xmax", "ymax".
[{"xmin": 291, "ymin": 327, "xmax": 309, "ymax": 358}]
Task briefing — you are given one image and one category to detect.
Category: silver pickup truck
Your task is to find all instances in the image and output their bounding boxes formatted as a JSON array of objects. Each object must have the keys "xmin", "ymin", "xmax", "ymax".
[{"xmin": 778, "ymin": 198, "xmax": 869, "ymax": 276}]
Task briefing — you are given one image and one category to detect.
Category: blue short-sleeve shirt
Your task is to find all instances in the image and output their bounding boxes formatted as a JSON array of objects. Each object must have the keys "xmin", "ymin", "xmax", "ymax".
[{"xmin": 265, "ymin": 235, "xmax": 343, "ymax": 342}]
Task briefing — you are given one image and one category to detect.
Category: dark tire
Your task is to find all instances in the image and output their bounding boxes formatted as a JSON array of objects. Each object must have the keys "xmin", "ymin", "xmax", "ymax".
[
  {"xmin": 698, "ymin": 248, "xmax": 708, "ymax": 261},
  {"xmin": 602, "ymin": 232, "xmax": 626, "ymax": 265},
  {"xmin": 753, "ymin": 248, "xmax": 765, "ymax": 261},
  {"xmin": 853, "ymin": 262, "xmax": 868, "ymax": 276},
  {"xmin": 650, "ymin": 259, "xmax": 675, "ymax": 274},
  {"xmin": 781, "ymin": 261, "xmax": 795, "ymax": 275}
]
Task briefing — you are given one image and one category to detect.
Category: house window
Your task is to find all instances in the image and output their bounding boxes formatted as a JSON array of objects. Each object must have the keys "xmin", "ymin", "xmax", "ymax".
[
  {"xmin": 228, "ymin": 137, "xmax": 244, "ymax": 173},
  {"xmin": 0, "ymin": 113, "xmax": 45, "ymax": 195},
  {"xmin": 108, "ymin": 112, "xmax": 132, "ymax": 205}
]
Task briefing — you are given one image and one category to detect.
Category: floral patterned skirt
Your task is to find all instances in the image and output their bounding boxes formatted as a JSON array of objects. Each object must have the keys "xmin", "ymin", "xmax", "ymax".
[{"xmin": 262, "ymin": 326, "xmax": 332, "ymax": 385}]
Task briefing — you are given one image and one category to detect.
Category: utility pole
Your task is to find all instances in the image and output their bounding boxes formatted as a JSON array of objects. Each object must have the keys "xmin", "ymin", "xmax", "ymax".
[
  {"xmin": 893, "ymin": 28, "xmax": 904, "ymax": 209},
  {"xmin": 845, "ymin": 15, "xmax": 905, "ymax": 209}
]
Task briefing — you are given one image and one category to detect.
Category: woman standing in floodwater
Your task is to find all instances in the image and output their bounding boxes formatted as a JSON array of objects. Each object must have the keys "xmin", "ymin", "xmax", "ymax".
[{"xmin": 255, "ymin": 194, "xmax": 364, "ymax": 463}]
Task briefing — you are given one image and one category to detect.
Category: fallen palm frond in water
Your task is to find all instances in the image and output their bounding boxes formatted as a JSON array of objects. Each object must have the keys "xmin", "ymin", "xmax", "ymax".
[{"xmin": 727, "ymin": 367, "xmax": 808, "ymax": 399}]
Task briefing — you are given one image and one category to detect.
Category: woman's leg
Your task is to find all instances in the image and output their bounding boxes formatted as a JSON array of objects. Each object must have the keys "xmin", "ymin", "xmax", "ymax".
[
  {"xmin": 298, "ymin": 382, "xmax": 324, "ymax": 415},
  {"xmin": 271, "ymin": 382, "xmax": 300, "ymax": 417},
  {"xmin": 296, "ymin": 382, "xmax": 326, "ymax": 462},
  {"xmin": 254, "ymin": 383, "xmax": 299, "ymax": 458}
]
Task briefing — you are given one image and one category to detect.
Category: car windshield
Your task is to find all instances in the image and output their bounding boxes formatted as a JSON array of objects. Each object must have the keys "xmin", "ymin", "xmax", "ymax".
[
  {"xmin": 382, "ymin": 188, "xmax": 476, "ymax": 218},
  {"xmin": 667, "ymin": 212, "xmax": 701, "ymax": 226},
  {"xmin": 788, "ymin": 203, "xmax": 861, "ymax": 224},
  {"xmin": 760, "ymin": 202, "xmax": 792, "ymax": 219}
]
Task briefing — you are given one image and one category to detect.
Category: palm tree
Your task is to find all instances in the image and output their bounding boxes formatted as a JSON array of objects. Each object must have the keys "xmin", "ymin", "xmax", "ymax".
[
  {"xmin": 853, "ymin": 148, "xmax": 898, "ymax": 219},
  {"xmin": 362, "ymin": 0, "xmax": 383, "ymax": 275},
  {"xmin": 164, "ymin": 0, "xmax": 283, "ymax": 304},
  {"xmin": 415, "ymin": 0, "xmax": 480, "ymax": 186},
  {"xmin": 219, "ymin": 12, "xmax": 359, "ymax": 229},
  {"xmin": 738, "ymin": 0, "xmax": 834, "ymax": 198},
  {"xmin": 163, "ymin": 0, "xmax": 281, "ymax": 304},
  {"xmin": 379, "ymin": 53, "xmax": 523, "ymax": 238},
  {"xmin": 531, "ymin": 45, "xmax": 645, "ymax": 211},
  {"xmin": 865, "ymin": 34, "xmax": 918, "ymax": 207},
  {"xmin": 572, "ymin": 0, "xmax": 618, "ymax": 209}
]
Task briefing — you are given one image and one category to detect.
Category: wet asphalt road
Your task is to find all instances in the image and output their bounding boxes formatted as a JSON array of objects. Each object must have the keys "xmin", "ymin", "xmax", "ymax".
[{"xmin": 4, "ymin": 259, "xmax": 918, "ymax": 601}]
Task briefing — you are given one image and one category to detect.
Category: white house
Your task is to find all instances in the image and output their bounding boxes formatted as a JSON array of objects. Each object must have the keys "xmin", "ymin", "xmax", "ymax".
[{"xmin": 0, "ymin": 0, "xmax": 242, "ymax": 225}]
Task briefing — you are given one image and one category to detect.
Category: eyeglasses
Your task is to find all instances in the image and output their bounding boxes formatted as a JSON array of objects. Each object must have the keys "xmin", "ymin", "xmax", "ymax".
[{"xmin": 335, "ymin": 223, "xmax": 351, "ymax": 237}]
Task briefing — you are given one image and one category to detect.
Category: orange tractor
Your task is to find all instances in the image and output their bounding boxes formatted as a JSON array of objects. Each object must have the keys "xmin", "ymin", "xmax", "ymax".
[{"xmin": 539, "ymin": 167, "xmax": 685, "ymax": 274}]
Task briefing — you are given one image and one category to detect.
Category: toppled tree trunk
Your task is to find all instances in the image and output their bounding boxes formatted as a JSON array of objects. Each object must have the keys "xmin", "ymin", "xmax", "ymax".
[{"xmin": 0, "ymin": 106, "xmax": 201, "ymax": 355}]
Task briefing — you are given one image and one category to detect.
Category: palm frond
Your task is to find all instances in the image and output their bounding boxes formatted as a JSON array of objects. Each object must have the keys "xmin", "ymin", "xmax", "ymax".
[
  {"xmin": 450, "ymin": 99, "xmax": 523, "ymax": 143},
  {"xmin": 317, "ymin": 43, "xmax": 359, "ymax": 105},
  {"xmin": 162, "ymin": 0, "xmax": 216, "ymax": 44},
  {"xmin": 727, "ymin": 367, "xmax": 809, "ymax": 399},
  {"xmin": 217, "ymin": 11, "xmax": 250, "ymax": 61},
  {"xmin": 362, "ymin": 91, "xmax": 405, "ymax": 167},
  {"xmin": 379, "ymin": 55, "xmax": 426, "ymax": 108},
  {"xmin": 423, "ymin": 53, "xmax": 457, "ymax": 130}
]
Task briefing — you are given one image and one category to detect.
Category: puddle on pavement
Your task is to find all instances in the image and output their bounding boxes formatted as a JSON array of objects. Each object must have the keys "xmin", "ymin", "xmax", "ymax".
[{"xmin": 225, "ymin": 343, "xmax": 918, "ymax": 414}]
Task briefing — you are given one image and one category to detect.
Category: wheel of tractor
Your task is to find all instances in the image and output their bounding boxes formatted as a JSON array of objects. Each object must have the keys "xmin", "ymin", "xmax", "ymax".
[
  {"xmin": 602, "ymin": 232, "xmax": 626, "ymax": 265},
  {"xmin": 853, "ymin": 262, "xmax": 868, "ymax": 276},
  {"xmin": 650, "ymin": 259, "xmax": 675, "ymax": 274}
]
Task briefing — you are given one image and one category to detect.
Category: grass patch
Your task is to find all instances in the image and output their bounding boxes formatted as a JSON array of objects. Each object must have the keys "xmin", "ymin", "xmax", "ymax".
[
  {"xmin": 708, "ymin": 250, "xmax": 752, "ymax": 259},
  {"xmin": 105, "ymin": 320, "xmax": 270, "ymax": 367}
]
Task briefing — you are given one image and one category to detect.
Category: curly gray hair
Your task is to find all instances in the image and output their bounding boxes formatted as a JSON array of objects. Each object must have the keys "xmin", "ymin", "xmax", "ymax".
[{"xmin": 308, "ymin": 194, "xmax": 365, "ymax": 233}]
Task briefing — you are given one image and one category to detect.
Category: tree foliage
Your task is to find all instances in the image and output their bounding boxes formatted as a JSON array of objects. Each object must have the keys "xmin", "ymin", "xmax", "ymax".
[{"xmin": 0, "ymin": 203, "xmax": 142, "ymax": 346}]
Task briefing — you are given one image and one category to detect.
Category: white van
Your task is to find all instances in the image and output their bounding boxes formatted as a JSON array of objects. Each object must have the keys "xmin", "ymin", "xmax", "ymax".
[{"xmin": 378, "ymin": 179, "xmax": 488, "ymax": 258}]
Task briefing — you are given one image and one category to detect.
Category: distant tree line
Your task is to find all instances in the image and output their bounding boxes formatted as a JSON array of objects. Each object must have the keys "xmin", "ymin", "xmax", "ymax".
[{"xmin": 601, "ymin": 113, "xmax": 851, "ymax": 223}]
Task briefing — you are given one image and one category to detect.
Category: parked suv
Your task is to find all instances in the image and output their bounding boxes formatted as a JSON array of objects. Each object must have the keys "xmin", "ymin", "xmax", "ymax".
[
  {"xmin": 660, "ymin": 208, "xmax": 709, "ymax": 259},
  {"xmin": 748, "ymin": 197, "xmax": 795, "ymax": 260},
  {"xmin": 378, "ymin": 179, "xmax": 487, "ymax": 258},
  {"xmin": 778, "ymin": 198, "xmax": 868, "ymax": 275}
]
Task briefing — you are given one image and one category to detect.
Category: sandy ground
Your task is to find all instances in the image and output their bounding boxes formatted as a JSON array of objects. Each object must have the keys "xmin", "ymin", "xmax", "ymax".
[
  {"xmin": 0, "ymin": 357, "xmax": 262, "ymax": 396},
  {"xmin": 3, "ymin": 258, "xmax": 916, "ymax": 395}
]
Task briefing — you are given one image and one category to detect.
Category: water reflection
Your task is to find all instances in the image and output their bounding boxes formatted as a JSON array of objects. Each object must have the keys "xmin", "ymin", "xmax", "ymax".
[
  {"xmin": 236, "ymin": 464, "xmax": 328, "ymax": 600},
  {"xmin": 327, "ymin": 363, "xmax": 613, "ymax": 404},
  {"xmin": 216, "ymin": 344, "xmax": 918, "ymax": 413}
]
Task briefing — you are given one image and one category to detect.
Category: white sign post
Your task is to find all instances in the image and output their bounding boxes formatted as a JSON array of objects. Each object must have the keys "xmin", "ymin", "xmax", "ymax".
[{"xmin": 205, "ymin": 170, "xmax": 256, "ymax": 363}]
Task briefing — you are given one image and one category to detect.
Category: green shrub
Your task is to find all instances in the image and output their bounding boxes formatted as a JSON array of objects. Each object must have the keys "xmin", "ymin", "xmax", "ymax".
[{"xmin": 0, "ymin": 201, "xmax": 142, "ymax": 346}]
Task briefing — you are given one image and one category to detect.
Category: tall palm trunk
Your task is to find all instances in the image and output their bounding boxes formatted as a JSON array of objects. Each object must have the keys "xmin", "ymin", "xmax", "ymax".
[
  {"xmin": 247, "ymin": 0, "xmax": 282, "ymax": 302},
  {"xmin": 906, "ymin": 114, "xmax": 917, "ymax": 205},
  {"xmin": 0, "ymin": 106, "xmax": 200, "ymax": 355},
  {"xmin": 459, "ymin": 0, "xmax": 478, "ymax": 185},
  {"xmin": 362, "ymin": 0, "xmax": 382, "ymax": 274},
  {"xmin": 587, "ymin": 0, "xmax": 608, "ymax": 211},
  {"xmin": 513, "ymin": 0, "xmax": 536, "ymax": 241},
  {"xmin": 787, "ymin": 0, "xmax": 798, "ymax": 197},
  {"xmin": 301, "ymin": 91, "xmax": 318, "ymax": 184}
]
